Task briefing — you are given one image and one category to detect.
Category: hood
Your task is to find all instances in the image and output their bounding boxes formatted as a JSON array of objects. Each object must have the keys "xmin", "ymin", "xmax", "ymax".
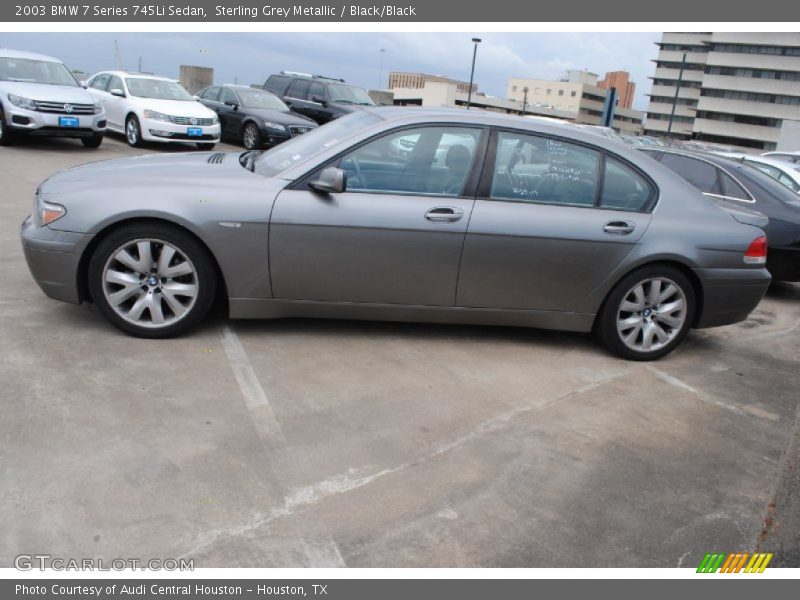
[
  {"xmin": 128, "ymin": 97, "xmax": 216, "ymax": 118},
  {"xmin": 709, "ymin": 196, "xmax": 769, "ymax": 229},
  {"xmin": 242, "ymin": 108, "xmax": 316, "ymax": 127},
  {"xmin": 38, "ymin": 151, "xmax": 256, "ymax": 198},
  {"xmin": 1, "ymin": 81, "xmax": 95, "ymax": 103}
]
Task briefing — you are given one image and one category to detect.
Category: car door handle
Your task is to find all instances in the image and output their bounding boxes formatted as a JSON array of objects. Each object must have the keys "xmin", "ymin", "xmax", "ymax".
[
  {"xmin": 425, "ymin": 207, "xmax": 464, "ymax": 223},
  {"xmin": 603, "ymin": 220, "xmax": 635, "ymax": 235}
]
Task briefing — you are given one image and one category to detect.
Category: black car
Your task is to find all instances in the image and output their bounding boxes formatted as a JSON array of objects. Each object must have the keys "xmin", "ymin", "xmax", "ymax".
[
  {"xmin": 195, "ymin": 84, "xmax": 317, "ymax": 149},
  {"xmin": 263, "ymin": 72, "xmax": 376, "ymax": 124},
  {"xmin": 640, "ymin": 148, "xmax": 800, "ymax": 282}
]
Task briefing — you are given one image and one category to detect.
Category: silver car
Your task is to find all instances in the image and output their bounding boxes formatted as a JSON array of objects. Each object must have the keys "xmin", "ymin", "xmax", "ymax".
[
  {"xmin": 21, "ymin": 108, "xmax": 771, "ymax": 360},
  {"xmin": 0, "ymin": 49, "xmax": 106, "ymax": 147}
]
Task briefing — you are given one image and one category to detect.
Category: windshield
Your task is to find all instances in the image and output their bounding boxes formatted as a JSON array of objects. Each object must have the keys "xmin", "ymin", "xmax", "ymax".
[
  {"xmin": 254, "ymin": 111, "xmax": 382, "ymax": 177},
  {"xmin": 126, "ymin": 78, "xmax": 193, "ymax": 100},
  {"xmin": 0, "ymin": 57, "xmax": 78, "ymax": 86},
  {"xmin": 236, "ymin": 88, "xmax": 289, "ymax": 111},
  {"xmin": 327, "ymin": 84, "xmax": 375, "ymax": 106}
]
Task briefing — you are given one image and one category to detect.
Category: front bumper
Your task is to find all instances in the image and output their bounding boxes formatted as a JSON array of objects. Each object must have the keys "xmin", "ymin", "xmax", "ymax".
[
  {"xmin": 142, "ymin": 118, "xmax": 221, "ymax": 143},
  {"xmin": 5, "ymin": 107, "xmax": 106, "ymax": 137},
  {"xmin": 693, "ymin": 266, "xmax": 772, "ymax": 328},
  {"xmin": 260, "ymin": 125, "xmax": 316, "ymax": 147},
  {"xmin": 21, "ymin": 216, "xmax": 92, "ymax": 304}
]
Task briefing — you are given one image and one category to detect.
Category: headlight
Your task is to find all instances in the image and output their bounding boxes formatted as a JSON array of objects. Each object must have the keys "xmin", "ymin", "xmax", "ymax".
[
  {"xmin": 33, "ymin": 194, "xmax": 66, "ymax": 227},
  {"xmin": 264, "ymin": 121, "xmax": 287, "ymax": 131},
  {"xmin": 211, "ymin": 115, "xmax": 219, "ymax": 125},
  {"xmin": 143, "ymin": 109, "xmax": 170, "ymax": 122},
  {"xmin": 93, "ymin": 103, "xmax": 103, "ymax": 114},
  {"xmin": 8, "ymin": 94, "xmax": 38, "ymax": 110}
]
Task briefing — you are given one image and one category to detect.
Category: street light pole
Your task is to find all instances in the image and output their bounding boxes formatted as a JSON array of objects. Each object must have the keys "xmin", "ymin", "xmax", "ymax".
[
  {"xmin": 466, "ymin": 37, "xmax": 481, "ymax": 110},
  {"xmin": 522, "ymin": 86, "xmax": 529, "ymax": 115},
  {"xmin": 667, "ymin": 51, "xmax": 687, "ymax": 137},
  {"xmin": 378, "ymin": 48, "xmax": 386, "ymax": 89}
]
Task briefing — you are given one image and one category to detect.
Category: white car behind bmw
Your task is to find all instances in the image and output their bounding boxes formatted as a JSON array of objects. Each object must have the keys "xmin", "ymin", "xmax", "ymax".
[{"xmin": 85, "ymin": 71, "xmax": 220, "ymax": 149}]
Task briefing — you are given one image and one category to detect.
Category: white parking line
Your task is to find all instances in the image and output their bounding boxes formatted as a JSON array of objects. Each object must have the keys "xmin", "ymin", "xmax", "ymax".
[{"xmin": 215, "ymin": 324, "xmax": 346, "ymax": 567}]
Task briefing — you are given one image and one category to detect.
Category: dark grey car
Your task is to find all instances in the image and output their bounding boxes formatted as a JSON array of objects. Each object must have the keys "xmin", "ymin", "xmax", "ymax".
[{"xmin": 21, "ymin": 108, "xmax": 771, "ymax": 360}]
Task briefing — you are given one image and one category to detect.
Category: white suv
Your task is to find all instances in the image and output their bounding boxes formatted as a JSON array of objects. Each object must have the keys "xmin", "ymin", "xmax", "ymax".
[
  {"xmin": 85, "ymin": 71, "xmax": 220, "ymax": 149},
  {"xmin": 0, "ymin": 49, "xmax": 106, "ymax": 147}
]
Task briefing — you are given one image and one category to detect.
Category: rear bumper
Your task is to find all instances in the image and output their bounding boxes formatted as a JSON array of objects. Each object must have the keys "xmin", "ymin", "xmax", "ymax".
[
  {"xmin": 21, "ymin": 216, "xmax": 91, "ymax": 304},
  {"xmin": 693, "ymin": 266, "xmax": 771, "ymax": 328}
]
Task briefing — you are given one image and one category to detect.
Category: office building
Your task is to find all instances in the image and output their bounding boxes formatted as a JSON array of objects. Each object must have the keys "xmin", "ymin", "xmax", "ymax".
[
  {"xmin": 598, "ymin": 71, "xmax": 636, "ymax": 109},
  {"xmin": 388, "ymin": 71, "xmax": 477, "ymax": 94}
]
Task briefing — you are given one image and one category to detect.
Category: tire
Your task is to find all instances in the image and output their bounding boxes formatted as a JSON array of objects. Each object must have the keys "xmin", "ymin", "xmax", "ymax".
[
  {"xmin": 196, "ymin": 143, "xmax": 216, "ymax": 150},
  {"xmin": 88, "ymin": 222, "xmax": 217, "ymax": 338},
  {"xmin": 81, "ymin": 133, "xmax": 103, "ymax": 148},
  {"xmin": 125, "ymin": 114, "xmax": 144, "ymax": 147},
  {"xmin": 0, "ymin": 108, "xmax": 14, "ymax": 146},
  {"xmin": 595, "ymin": 265, "xmax": 696, "ymax": 361},
  {"xmin": 242, "ymin": 122, "xmax": 262, "ymax": 150}
]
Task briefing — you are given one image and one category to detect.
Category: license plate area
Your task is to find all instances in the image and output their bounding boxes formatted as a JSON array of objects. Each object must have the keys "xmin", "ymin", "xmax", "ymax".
[
  {"xmin": 187, "ymin": 127, "xmax": 203, "ymax": 137},
  {"xmin": 59, "ymin": 117, "xmax": 79, "ymax": 128}
]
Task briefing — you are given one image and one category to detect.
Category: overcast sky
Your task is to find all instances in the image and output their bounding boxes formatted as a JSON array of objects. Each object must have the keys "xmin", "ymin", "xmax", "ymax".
[{"xmin": 0, "ymin": 32, "xmax": 660, "ymax": 110}]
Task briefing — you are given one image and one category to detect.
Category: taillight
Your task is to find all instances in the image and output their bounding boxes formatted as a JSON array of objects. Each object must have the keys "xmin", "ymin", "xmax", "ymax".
[{"xmin": 744, "ymin": 236, "xmax": 767, "ymax": 265}]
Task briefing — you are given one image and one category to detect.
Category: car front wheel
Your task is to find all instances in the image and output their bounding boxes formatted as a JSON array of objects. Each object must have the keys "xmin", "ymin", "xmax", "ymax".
[
  {"xmin": 242, "ymin": 123, "xmax": 261, "ymax": 150},
  {"xmin": 88, "ymin": 223, "xmax": 216, "ymax": 338},
  {"xmin": 0, "ymin": 109, "xmax": 14, "ymax": 146},
  {"xmin": 595, "ymin": 265, "xmax": 695, "ymax": 361},
  {"xmin": 81, "ymin": 133, "xmax": 103, "ymax": 148},
  {"xmin": 125, "ymin": 115, "xmax": 143, "ymax": 147}
]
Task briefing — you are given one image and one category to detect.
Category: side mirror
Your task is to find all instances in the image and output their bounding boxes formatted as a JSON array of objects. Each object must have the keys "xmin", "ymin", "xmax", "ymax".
[
  {"xmin": 192, "ymin": 95, "xmax": 200, "ymax": 101},
  {"xmin": 109, "ymin": 88, "xmax": 126, "ymax": 97},
  {"xmin": 312, "ymin": 96, "xmax": 328, "ymax": 107},
  {"xmin": 225, "ymin": 101, "xmax": 239, "ymax": 111},
  {"xmin": 308, "ymin": 167, "xmax": 346, "ymax": 194}
]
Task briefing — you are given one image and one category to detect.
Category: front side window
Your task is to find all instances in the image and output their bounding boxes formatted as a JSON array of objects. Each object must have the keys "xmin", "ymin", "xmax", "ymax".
[
  {"xmin": 200, "ymin": 86, "xmax": 220, "ymax": 101},
  {"xmin": 599, "ymin": 158, "xmax": 653, "ymax": 211},
  {"xmin": 489, "ymin": 131, "xmax": 600, "ymax": 207},
  {"xmin": 220, "ymin": 88, "xmax": 238, "ymax": 105},
  {"xmin": 107, "ymin": 76, "xmax": 124, "ymax": 93},
  {"xmin": 338, "ymin": 126, "xmax": 483, "ymax": 196}
]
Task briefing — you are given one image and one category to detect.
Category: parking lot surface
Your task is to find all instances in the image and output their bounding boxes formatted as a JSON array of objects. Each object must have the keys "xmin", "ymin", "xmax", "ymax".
[{"xmin": 2, "ymin": 135, "xmax": 799, "ymax": 567}]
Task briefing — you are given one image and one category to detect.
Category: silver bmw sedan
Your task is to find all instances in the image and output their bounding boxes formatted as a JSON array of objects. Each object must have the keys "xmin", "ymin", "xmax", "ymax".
[{"xmin": 21, "ymin": 108, "xmax": 771, "ymax": 360}]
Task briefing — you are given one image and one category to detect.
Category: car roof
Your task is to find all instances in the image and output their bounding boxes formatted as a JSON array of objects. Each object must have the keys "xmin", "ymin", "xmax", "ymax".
[
  {"xmin": 0, "ymin": 48, "xmax": 64, "ymax": 63},
  {"xmin": 94, "ymin": 70, "xmax": 177, "ymax": 82}
]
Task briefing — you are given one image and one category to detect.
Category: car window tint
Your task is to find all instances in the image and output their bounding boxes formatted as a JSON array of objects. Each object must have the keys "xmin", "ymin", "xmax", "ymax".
[
  {"xmin": 719, "ymin": 171, "xmax": 751, "ymax": 200},
  {"xmin": 107, "ymin": 75, "xmax": 123, "ymax": 93},
  {"xmin": 490, "ymin": 131, "xmax": 600, "ymax": 207},
  {"xmin": 265, "ymin": 75, "xmax": 290, "ymax": 95},
  {"xmin": 221, "ymin": 88, "xmax": 238, "ymax": 105},
  {"xmin": 201, "ymin": 86, "xmax": 220, "ymax": 101},
  {"xmin": 309, "ymin": 82, "xmax": 325, "ymax": 101},
  {"xmin": 90, "ymin": 74, "xmax": 110, "ymax": 90},
  {"xmin": 749, "ymin": 161, "xmax": 782, "ymax": 180},
  {"xmin": 288, "ymin": 79, "xmax": 311, "ymax": 100},
  {"xmin": 338, "ymin": 126, "xmax": 482, "ymax": 197},
  {"xmin": 777, "ymin": 172, "xmax": 800, "ymax": 192},
  {"xmin": 599, "ymin": 158, "xmax": 652, "ymax": 211},
  {"xmin": 658, "ymin": 154, "xmax": 721, "ymax": 195}
]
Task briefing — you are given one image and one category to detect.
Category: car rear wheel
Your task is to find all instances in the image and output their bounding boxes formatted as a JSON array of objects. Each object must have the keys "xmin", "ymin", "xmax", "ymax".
[
  {"xmin": 242, "ymin": 123, "xmax": 261, "ymax": 150},
  {"xmin": 125, "ymin": 115, "xmax": 143, "ymax": 147},
  {"xmin": 596, "ymin": 265, "xmax": 695, "ymax": 361},
  {"xmin": 81, "ymin": 133, "xmax": 103, "ymax": 148},
  {"xmin": 88, "ymin": 223, "xmax": 217, "ymax": 338},
  {"xmin": 0, "ymin": 109, "xmax": 14, "ymax": 146}
]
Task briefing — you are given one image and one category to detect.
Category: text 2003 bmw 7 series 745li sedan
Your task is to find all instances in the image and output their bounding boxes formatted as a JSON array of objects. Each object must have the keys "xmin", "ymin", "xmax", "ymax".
[{"xmin": 21, "ymin": 108, "xmax": 772, "ymax": 360}]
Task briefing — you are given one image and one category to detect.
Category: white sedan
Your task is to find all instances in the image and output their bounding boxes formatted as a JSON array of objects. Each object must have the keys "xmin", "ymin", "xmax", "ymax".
[
  {"xmin": 85, "ymin": 71, "xmax": 220, "ymax": 149},
  {"xmin": 714, "ymin": 152, "xmax": 800, "ymax": 195}
]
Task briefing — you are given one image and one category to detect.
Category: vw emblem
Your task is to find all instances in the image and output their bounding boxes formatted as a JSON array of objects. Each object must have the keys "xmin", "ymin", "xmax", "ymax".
[
  {"xmin": 190, "ymin": 117, "xmax": 198, "ymax": 125},
  {"xmin": 63, "ymin": 103, "xmax": 73, "ymax": 113}
]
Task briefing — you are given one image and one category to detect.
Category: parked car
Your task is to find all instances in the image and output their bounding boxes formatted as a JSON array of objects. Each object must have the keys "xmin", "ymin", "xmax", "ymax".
[
  {"xmin": 762, "ymin": 150, "xmax": 800, "ymax": 165},
  {"xmin": 21, "ymin": 108, "xmax": 771, "ymax": 360},
  {"xmin": 195, "ymin": 84, "xmax": 317, "ymax": 149},
  {"xmin": 0, "ymin": 49, "xmax": 105, "ymax": 147},
  {"xmin": 84, "ymin": 71, "xmax": 220, "ymax": 149},
  {"xmin": 716, "ymin": 153, "xmax": 800, "ymax": 194},
  {"xmin": 263, "ymin": 71, "xmax": 375, "ymax": 124},
  {"xmin": 639, "ymin": 148, "xmax": 800, "ymax": 282}
]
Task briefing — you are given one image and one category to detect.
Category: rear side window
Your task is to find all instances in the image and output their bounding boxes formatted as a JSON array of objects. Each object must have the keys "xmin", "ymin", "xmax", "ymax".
[
  {"xmin": 599, "ymin": 158, "xmax": 653, "ymax": 211},
  {"xmin": 265, "ymin": 75, "xmax": 290, "ymax": 95},
  {"xmin": 659, "ymin": 153, "xmax": 721, "ymax": 195},
  {"xmin": 489, "ymin": 131, "xmax": 600, "ymax": 207},
  {"xmin": 719, "ymin": 171, "xmax": 751, "ymax": 200},
  {"xmin": 288, "ymin": 79, "xmax": 311, "ymax": 100},
  {"xmin": 90, "ymin": 73, "xmax": 110, "ymax": 90}
]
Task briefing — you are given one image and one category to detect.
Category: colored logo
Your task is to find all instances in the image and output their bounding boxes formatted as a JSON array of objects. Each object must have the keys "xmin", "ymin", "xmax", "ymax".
[{"xmin": 697, "ymin": 552, "xmax": 773, "ymax": 573}]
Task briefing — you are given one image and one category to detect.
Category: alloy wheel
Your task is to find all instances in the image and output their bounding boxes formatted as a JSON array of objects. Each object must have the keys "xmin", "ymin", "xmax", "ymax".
[
  {"xmin": 616, "ymin": 277, "xmax": 687, "ymax": 353},
  {"xmin": 243, "ymin": 124, "xmax": 258, "ymax": 149},
  {"xmin": 126, "ymin": 118, "xmax": 140, "ymax": 146},
  {"xmin": 101, "ymin": 238, "xmax": 199, "ymax": 329}
]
